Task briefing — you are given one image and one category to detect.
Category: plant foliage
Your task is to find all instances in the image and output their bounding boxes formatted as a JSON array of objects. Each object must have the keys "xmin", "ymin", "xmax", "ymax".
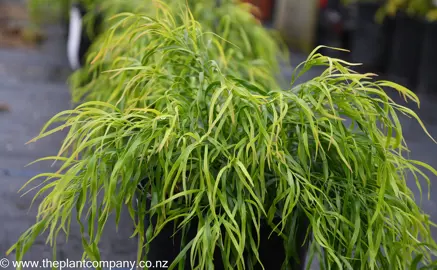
[
  {"xmin": 68, "ymin": 0, "xmax": 287, "ymax": 103},
  {"xmin": 10, "ymin": 1, "xmax": 437, "ymax": 270}
]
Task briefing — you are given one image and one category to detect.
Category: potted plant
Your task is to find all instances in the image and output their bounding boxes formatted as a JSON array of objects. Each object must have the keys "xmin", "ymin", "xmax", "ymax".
[
  {"xmin": 8, "ymin": 2, "xmax": 437, "ymax": 270},
  {"xmin": 72, "ymin": 4, "xmax": 295, "ymax": 268}
]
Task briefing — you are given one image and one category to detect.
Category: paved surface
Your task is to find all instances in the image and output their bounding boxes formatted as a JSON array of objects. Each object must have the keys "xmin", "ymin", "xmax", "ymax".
[
  {"xmin": 0, "ymin": 21, "xmax": 437, "ymax": 270},
  {"xmin": 0, "ymin": 25, "xmax": 137, "ymax": 269}
]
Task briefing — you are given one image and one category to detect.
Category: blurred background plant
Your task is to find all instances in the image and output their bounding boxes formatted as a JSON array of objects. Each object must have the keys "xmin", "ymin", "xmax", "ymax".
[
  {"xmin": 67, "ymin": 0, "xmax": 288, "ymax": 104},
  {"xmin": 378, "ymin": 0, "xmax": 437, "ymax": 20}
]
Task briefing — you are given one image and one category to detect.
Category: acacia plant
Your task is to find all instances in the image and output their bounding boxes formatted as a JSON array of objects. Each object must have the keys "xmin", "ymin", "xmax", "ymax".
[{"xmin": 9, "ymin": 2, "xmax": 437, "ymax": 270}]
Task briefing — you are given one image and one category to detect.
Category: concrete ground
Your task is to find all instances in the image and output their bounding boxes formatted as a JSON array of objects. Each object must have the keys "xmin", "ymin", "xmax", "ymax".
[
  {"xmin": 0, "ymin": 25, "xmax": 137, "ymax": 269},
  {"xmin": 0, "ymin": 19, "xmax": 437, "ymax": 270}
]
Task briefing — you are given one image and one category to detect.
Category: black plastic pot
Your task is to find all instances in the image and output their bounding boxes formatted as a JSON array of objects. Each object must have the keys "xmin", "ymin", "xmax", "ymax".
[
  {"xmin": 350, "ymin": 2, "xmax": 394, "ymax": 74},
  {"xmin": 140, "ymin": 199, "xmax": 310, "ymax": 270},
  {"xmin": 380, "ymin": 16, "xmax": 396, "ymax": 73},
  {"xmin": 387, "ymin": 12, "xmax": 425, "ymax": 89},
  {"xmin": 417, "ymin": 21, "xmax": 437, "ymax": 95}
]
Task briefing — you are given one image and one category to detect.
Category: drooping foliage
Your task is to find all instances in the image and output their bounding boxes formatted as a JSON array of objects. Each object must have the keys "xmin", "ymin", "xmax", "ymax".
[{"xmin": 11, "ymin": 1, "xmax": 437, "ymax": 270}]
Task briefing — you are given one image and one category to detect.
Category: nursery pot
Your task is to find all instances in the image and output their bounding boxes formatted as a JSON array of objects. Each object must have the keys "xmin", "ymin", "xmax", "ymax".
[
  {"xmin": 380, "ymin": 16, "xmax": 396, "ymax": 73},
  {"xmin": 138, "ymin": 197, "xmax": 310, "ymax": 270},
  {"xmin": 417, "ymin": 21, "xmax": 437, "ymax": 95},
  {"xmin": 387, "ymin": 12, "xmax": 425, "ymax": 90},
  {"xmin": 350, "ymin": 2, "xmax": 394, "ymax": 74}
]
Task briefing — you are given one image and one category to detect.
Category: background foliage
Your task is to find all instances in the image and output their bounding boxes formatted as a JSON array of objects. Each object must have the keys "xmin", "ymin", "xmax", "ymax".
[
  {"xmin": 68, "ymin": 0, "xmax": 287, "ymax": 105},
  {"xmin": 380, "ymin": 0, "xmax": 437, "ymax": 21}
]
